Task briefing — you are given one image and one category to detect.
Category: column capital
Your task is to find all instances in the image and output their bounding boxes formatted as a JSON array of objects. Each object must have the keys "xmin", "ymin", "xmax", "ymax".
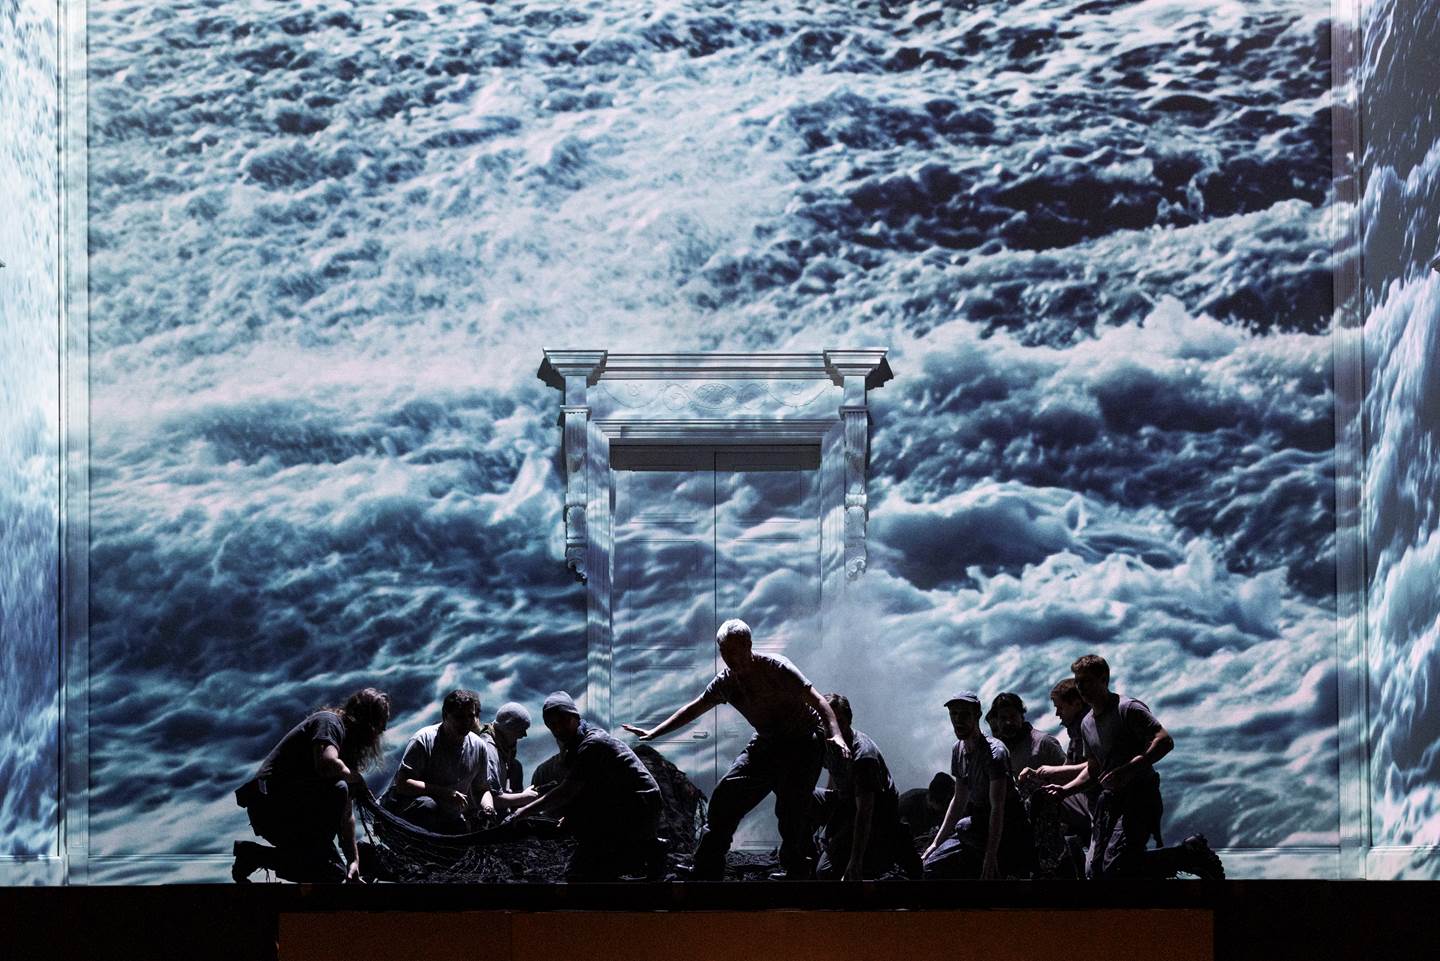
[
  {"xmin": 823, "ymin": 349, "xmax": 893, "ymax": 391},
  {"xmin": 538, "ymin": 350, "xmax": 608, "ymax": 394}
]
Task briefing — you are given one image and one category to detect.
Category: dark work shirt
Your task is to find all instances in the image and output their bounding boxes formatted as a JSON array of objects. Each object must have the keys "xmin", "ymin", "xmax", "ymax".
[
  {"xmin": 1063, "ymin": 714, "xmax": 1090, "ymax": 766},
  {"xmin": 559, "ymin": 722, "xmax": 660, "ymax": 833},
  {"xmin": 702, "ymin": 652, "xmax": 822, "ymax": 738},
  {"xmin": 825, "ymin": 729, "xmax": 898, "ymax": 807},
  {"xmin": 256, "ymin": 711, "xmax": 345, "ymax": 787},
  {"xmin": 952, "ymin": 735, "xmax": 1015, "ymax": 819},
  {"xmin": 478, "ymin": 727, "xmax": 524, "ymax": 794},
  {"xmin": 898, "ymin": 788, "xmax": 941, "ymax": 836},
  {"xmin": 1001, "ymin": 723, "xmax": 1065, "ymax": 776},
  {"xmin": 1081, "ymin": 694, "xmax": 1163, "ymax": 788}
]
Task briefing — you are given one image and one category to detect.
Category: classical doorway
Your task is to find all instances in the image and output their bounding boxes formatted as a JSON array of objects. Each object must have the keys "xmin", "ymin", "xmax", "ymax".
[{"xmin": 539, "ymin": 351, "xmax": 891, "ymax": 851}]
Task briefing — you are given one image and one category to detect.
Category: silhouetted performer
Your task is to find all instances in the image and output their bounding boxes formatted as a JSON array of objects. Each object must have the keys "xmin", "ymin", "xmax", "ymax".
[
  {"xmin": 623, "ymin": 618, "xmax": 849, "ymax": 880},
  {"xmin": 898, "ymin": 772, "xmax": 954, "ymax": 843},
  {"xmin": 1039, "ymin": 655, "xmax": 1223, "ymax": 879},
  {"xmin": 812, "ymin": 693, "xmax": 923, "ymax": 880},
  {"xmin": 233, "ymin": 687, "xmax": 391, "ymax": 882},
  {"xmin": 478, "ymin": 701, "xmax": 538, "ymax": 814},
  {"xmin": 509, "ymin": 692, "xmax": 662, "ymax": 881},
  {"xmin": 380, "ymin": 689, "xmax": 490, "ymax": 832},
  {"xmin": 1020, "ymin": 677, "xmax": 1098, "ymax": 873},
  {"xmin": 922, "ymin": 691, "xmax": 1035, "ymax": 879},
  {"xmin": 988, "ymin": 691, "xmax": 1065, "ymax": 874}
]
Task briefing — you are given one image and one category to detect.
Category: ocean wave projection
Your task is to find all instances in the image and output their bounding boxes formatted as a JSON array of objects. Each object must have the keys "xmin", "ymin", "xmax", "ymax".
[
  {"xmin": 82, "ymin": 0, "xmax": 1340, "ymax": 876},
  {"xmin": 0, "ymin": 0, "xmax": 62, "ymax": 864},
  {"xmin": 1359, "ymin": 0, "xmax": 1440, "ymax": 868}
]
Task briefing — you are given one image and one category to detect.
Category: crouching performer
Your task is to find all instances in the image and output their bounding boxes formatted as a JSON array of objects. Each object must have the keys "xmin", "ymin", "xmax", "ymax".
[
  {"xmin": 1040, "ymin": 655, "xmax": 1223, "ymax": 880},
  {"xmin": 623, "ymin": 618, "xmax": 849, "ymax": 881},
  {"xmin": 233, "ymin": 687, "xmax": 391, "ymax": 882},
  {"xmin": 380, "ymin": 689, "xmax": 491, "ymax": 833},
  {"xmin": 479, "ymin": 702, "xmax": 539, "ymax": 815},
  {"xmin": 508, "ymin": 692, "xmax": 663, "ymax": 881},
  {"xmin": 922, "ymin": 691, "xmax": 1035, "ymax": 879},
  {"xmin": 813, "ymin": 694, "xmax": 923, "ymax": 880},
  {"xmin": 1020, "ymin": 677, "xmax": 1099, "ymax": 876}
]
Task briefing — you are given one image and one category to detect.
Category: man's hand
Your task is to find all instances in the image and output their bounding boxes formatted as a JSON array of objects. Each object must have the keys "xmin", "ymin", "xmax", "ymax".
[
  {"xmin": 438, "ymin": 790, "xmax": 468, "ymax": 813},
  {"xmin": 1039, "ymin": 782, "xmax": 1067, "ymax": 800},
  {"xmin": 1100, "ymin": 758, "xmax": 1142, "ymax": 791},
  {"xmin": 980, "ymin": 851, "xmax": 999, "ymax": 880},
  {"xmin": 620, "ymin": 723, "xmax": 654, "ymax": 740},
  {"xmin": 479, "ymin": 795, "xmax": 497, "ymax": 817},
  {"xmin": 827, "ymin": 734, "xmax": 851, "ymax": 763},
  {"xmin": 1018, "ymin": 766, "xmax": 1040, "ymax": 787},
  {"xmin": 345, "ymin": 770, "xmax": 373, "ymax": 801},
  {"xmin": 345, "ymin": 859, "xmax": 364, "ymax": 882},
  {"xmin": 921, "ymin": 841, "xmax": 938, "ymax": 861}
]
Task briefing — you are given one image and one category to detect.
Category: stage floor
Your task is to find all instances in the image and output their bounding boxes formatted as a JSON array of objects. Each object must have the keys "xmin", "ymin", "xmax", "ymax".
[{"xmin": 3, "ymin": 880, "xmax": 1437, "ymax": 961}]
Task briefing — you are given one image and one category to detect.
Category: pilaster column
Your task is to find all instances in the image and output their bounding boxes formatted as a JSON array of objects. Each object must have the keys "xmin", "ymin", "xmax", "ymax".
[
  {"xmin": 824, "ymin": 350, "xmax": 893, "ymax": 578},
  {"xmin": 538, "ymin": 350, "xmax": 607, "ymax": 581}
]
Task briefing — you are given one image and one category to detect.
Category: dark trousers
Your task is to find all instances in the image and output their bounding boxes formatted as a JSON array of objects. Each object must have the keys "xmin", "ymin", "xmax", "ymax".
[
  {"xmin": 241, "ymin": 777, "xmax": 350, "ymax": 882},
  {"xmin": 692, "ymin": 733, "xmax": 823, "ymax": 880},
  {"xmin": 812, "ymin": 789, "xmax": 923, "ymax": 880},
  {"xmin": 1088, "ymin": 783, "xmax": 1165, "ymax": 879},
  {"xmin": 567, "ymin": 791, "xmax": 663, "ymax": 882},
  {"xmin": 387, "ymin": 795, "xmax": 471, "ymax": 834},
  {"xmin": 922, "ymin": 804, "xmax": 1037, "ymax": 880}
]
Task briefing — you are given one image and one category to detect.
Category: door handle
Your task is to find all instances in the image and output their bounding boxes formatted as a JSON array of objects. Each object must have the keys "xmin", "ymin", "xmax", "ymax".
[{"xmin": 690, "ymin": 731, "xmax": 710, "ymax": 740}]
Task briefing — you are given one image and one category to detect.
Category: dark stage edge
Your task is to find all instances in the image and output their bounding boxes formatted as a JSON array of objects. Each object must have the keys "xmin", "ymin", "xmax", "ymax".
[{"xmin": 4, "ymin": 880, "xmax": 1438, "ymax": 961}]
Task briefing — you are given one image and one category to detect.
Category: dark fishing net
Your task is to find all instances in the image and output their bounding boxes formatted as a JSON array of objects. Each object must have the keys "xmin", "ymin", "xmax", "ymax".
[{"xmin": 354, "ymin": 744, "xmax": 707, "ymax": 883}]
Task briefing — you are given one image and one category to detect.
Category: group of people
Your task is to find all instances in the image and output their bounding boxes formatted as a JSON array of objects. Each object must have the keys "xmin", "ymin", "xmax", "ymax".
[{"xmin": 233, "ymin": 618, "xmax": 1223, "ymax": 883}]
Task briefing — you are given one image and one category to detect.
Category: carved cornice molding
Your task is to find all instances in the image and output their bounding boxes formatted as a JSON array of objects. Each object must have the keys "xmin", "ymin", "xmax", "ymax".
[
  {"xmin": 596, "ymin": 379, "xmax": 832, "ymax": 412},
  {"xmin": 597, "ymin": 353, "xmax": 832, "ymax": 381}
]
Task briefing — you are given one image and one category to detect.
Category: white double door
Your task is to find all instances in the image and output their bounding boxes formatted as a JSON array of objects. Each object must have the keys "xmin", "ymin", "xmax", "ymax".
[{"xmin": 612, "ymin": 445, "xmax": 822, "ymax": 850}]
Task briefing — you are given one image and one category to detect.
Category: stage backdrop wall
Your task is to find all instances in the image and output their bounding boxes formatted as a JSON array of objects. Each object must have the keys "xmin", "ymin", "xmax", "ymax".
[
  {"xmin": 1357, "ymin": 0, "xmax": 1440, "ymax": 879},
  {"xmin": 1, "ymin": 0, "xmax": 1436, "ymax": 883},
  {"xmin": 0, "ymin": 0, "xmax": 63, "ymax": 885}
]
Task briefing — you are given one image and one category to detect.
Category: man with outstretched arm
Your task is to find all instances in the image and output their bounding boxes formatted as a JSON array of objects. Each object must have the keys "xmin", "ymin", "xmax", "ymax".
[
  {"xmin": 380, "ymin": 689, "xmax": 492, "ymax": 833},
  {"xmin": 508, "ymin": 691, "xmax": 662, "ymax": 881},
  {"xmin": 622, "ymin": 618, "xmax": 850, "ymax": 880},
  {"xmin": 1038, "ymin": 654, "xmax": 1223, "ymax": 879},
  {"xmin": 922, "ymin": 691, "xmax": 1035, "ymax": 879}
]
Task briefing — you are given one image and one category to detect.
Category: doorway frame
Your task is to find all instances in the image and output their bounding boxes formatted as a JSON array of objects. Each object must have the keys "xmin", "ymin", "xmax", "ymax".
[{"xmin": 538, "ymin": 351, "xmax": 892, "ymax": 727}]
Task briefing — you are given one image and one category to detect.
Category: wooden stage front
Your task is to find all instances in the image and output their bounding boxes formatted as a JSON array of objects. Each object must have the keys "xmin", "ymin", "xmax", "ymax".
[{"xmin": 3, "ymin": 880, "xmax": 1436, "ymax": 961}]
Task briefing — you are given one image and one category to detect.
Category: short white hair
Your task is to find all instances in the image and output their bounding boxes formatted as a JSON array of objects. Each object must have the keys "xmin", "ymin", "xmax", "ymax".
[{"xmin": 716, "ymin": 618, "xmax": 752, "ymax": 645}]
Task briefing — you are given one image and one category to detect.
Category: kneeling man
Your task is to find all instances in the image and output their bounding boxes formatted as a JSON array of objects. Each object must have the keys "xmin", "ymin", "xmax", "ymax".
[
  {"xmin": 509, "ymin": 691, "xmax": 663, "ymax": 881},
  {"xmin": 381, "ymin": 689, "xmax": 491, "ymax": 833},
  {"xmin": 922, "ymin": 691, "xmax": 1035, "ymax": 879}
]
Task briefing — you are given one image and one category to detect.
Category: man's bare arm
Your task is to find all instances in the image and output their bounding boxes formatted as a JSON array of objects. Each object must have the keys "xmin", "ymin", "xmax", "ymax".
[
  {"xmin": 844, "ymin": 790, "xmax": 876, "ymax": 880},
  {"xmin": 805, "ymin": 686, "xmax": 851, "ymax": 762},
  {"xmin": 923, "ymin": 780, "xmax": 969, "ymax": 859},
  {"xmin": 1019, "ymin": 761, "xmax": 1087, "ymax": 788},
  {"xmin": 981, "ymin": 778, "xmax": 1006, "ymax": 880},
  {"xmin": 621, "ymin": 693, "xmax": 713, "ymax": 741},
  {"xmin": 509, "ymin": 778, "xmax": 583, "ymax": 821}
]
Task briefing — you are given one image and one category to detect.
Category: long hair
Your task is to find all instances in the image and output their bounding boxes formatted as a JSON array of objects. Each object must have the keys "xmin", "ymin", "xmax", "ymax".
[{"xmin": 320, "ymin": 687, "xmax": 391, "ymax": 773}]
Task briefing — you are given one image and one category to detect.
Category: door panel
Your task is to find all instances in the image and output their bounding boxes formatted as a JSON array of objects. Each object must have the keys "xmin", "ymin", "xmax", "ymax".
[{"xmin": 611, "ymin": 445, "xmax": 822, "ymax": 849}]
